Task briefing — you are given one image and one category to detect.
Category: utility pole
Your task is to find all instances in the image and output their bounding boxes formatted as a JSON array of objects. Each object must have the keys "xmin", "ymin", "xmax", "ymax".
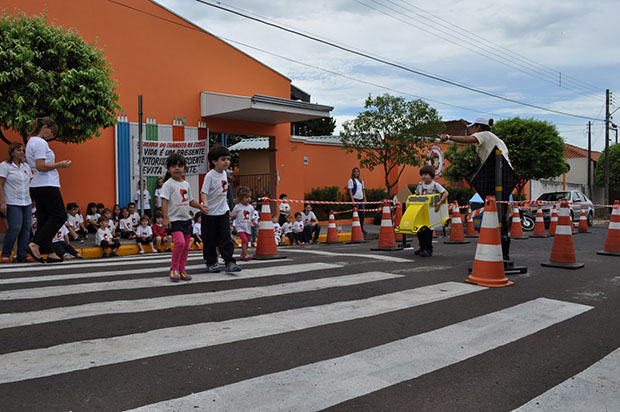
[
  {"xmin": 605, "ymin": 89, "xmax": 610, "ymax": 214},
  {"xmin": 587, "ymin": 121, "xmax": 592, "ymax": 199}
]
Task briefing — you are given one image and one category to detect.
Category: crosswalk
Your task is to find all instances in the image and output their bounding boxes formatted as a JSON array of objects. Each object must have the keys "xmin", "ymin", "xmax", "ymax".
[{"xmin": 0, "ymin": 249, "xmax": 616, "ymax": 411}]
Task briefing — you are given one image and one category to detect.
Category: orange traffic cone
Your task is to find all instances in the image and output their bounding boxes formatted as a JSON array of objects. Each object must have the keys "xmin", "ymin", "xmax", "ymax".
[
  {"xmin": 348, "ymin": 207, "xmax": 367, "ymax": 243},
  {"xmin": 371, "ymin": 200, "xmax": 401, "ymax": 251},
  {"xmin": 548, "ymin": 204, "xmax": 559, "ymax": 236},
  {"xmin": 324, "ymin": 210, "xmax": 341, "ymax": 244},
  {"xmin": 510, "ymin": 206, "xmax": 528, "ymax": 239},
  {"xmin": 541, "ymin": 199, "xmax": 584, "ymax": 269},
  {"xmin": 577, "ymin": 207, "xmax": 590, "ymax": 233},
  {"xmin": 393, "ymin": 202, "xmax": 403, "ymax": 242},
  {"xmin": 445, "ymin": 202, "xmax": 470, "ymax": 244},
  {"xmin": 466, "ymin": 196, "xmax": 513, "ymax": 287},
  {"xmin": 597, "ymin": 200, "xmax": 620, "ymax": 256},
  {"xmin": 465, "ymin": 206, "xmax": 478, "ymax": 238},
  {"xmin": 530, "ymin": 206, "xmax": 548, "ymax": 238},
  {"xmin": 254, "ymin": 198, "xmax": 286, "ymax": 260}
]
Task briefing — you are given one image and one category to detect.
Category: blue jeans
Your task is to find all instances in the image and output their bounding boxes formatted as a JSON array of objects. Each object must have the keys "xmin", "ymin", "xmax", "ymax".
[{"xmin": 2, "ymin": 204, "xmax": 32, "ymax": 260}]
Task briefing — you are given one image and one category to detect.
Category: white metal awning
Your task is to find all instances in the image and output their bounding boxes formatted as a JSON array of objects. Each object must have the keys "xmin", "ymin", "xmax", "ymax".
[{"xmin": 200, "ymin": 92, "xmax": 333, "ymax": 124}]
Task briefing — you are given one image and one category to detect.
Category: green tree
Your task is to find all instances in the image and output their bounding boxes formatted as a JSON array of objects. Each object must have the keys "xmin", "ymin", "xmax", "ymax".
[
  {"xmin": 291, "ymin": 117, "xmax": 336, "ymax": 136},
  {"xmin": 0, "ymin": 12, "xmax": 121, "ymax": 145},
  {"xmin": 493, "ymin": 118, "xmax": 567, "ymax": 194},
  {"xmin": 442, "ymin": 143, "xmax": 481, "ymax": 184},
  {"xmin": 594, "ymin": 143, "xmax": 620, "ymax": 191},
  {"xmin": 340, "ymin": 94, "xmax": 444, "ymax": 197}
]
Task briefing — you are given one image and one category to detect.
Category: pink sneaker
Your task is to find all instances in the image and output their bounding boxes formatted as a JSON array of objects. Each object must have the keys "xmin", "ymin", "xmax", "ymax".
[
  {"xmin": 169, "ymin": 270, "xmax": 180, "ymax": 282},
  {"xmin": 241, "ymin": 255, "xmax": 254, "ymax": 261},
  {"xmin": 179, "ymin": 271, "xmax": 192, "ymax": 281}
]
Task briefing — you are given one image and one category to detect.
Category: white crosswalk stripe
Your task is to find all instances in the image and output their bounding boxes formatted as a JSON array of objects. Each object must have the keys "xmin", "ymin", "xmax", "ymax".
[
  {"xmin": 0, "ymin": 262, "xmax": 340, "ymax": 300},
  {"xmin": 128, "ymin": 298, "xmax": 592, "ymax": 412},
  {"xmin": 0, "ymin": 251, "xmax": 613, "ymax": 411}
]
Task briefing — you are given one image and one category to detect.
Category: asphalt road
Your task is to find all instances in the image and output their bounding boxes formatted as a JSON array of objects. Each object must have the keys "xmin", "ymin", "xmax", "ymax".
[{"xmin": 0, "ymin": 226, "xmax": 618, "ymax": 412}]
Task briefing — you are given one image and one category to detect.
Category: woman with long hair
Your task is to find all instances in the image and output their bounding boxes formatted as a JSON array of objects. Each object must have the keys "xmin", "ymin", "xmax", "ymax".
[
  {"xmin": 25, "ymin": 117, "xmax": 72, "ymax": 263},
  {"xmin": 0, "ymin": 142, "xmax": 34, "ymax": 262},
  {"xmin": 347, "ymin": 167, "xmax": 367, "ymax": 236}
]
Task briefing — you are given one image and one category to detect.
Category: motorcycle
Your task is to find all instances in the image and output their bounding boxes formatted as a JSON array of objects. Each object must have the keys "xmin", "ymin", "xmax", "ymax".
[{"xmin": 520, "ymin": 208, "xmax": 535, "ymax": 232}]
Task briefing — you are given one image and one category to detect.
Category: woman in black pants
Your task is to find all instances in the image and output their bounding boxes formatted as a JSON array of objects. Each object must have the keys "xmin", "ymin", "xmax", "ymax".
[{"xmin": 25, "ymin": 117, "xmax": 72, "ymax": 263}]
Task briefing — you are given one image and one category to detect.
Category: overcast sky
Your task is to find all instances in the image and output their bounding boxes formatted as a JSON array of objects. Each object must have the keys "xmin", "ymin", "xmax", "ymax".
[{"xmin": 157, "ymin": 0, "xmax": 620, "ymax": 152}]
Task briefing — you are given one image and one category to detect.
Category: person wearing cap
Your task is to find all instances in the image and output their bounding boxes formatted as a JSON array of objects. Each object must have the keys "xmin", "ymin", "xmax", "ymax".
[{"xmin": 438, "ymin": 118, "xmax": 510, "ymax": 165}]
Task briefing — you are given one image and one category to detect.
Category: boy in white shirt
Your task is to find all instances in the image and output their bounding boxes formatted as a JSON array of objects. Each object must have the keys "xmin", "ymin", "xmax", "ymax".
[
  {"xmin": 272, "ymin": 216, "xmax": 283, "ymax": 246},
  {"xmin": 51, "ymin": 224, "xmax": 82, "ymax": 260},
  {"xmin": 65, "ymin": 202, "xmax": 87, "ymax": 242},
  {"xmin": 200, "ymin": 145, "xmax": 241, "ymax": 273},
  {"xmin": 96, "ymin": 217, "xmax": 120, "ymax": 257},
  {"xmin": 127, "ymin": 202, "xmax": 141, "ymax": 228},
  {"xmin": 414, "ymin": 165, "xmax": 449, "ymax": 257},
  {"xmin": 134, "ymin": 180, "xmax": 152, "ymax": 218},
  {"xmin": 135, "ymin": 215, "xmax": 155, "ymax": 254}
]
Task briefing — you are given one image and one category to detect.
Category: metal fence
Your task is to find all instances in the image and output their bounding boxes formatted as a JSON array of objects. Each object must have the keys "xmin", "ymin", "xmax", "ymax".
[{"xmin": 236, "ymin": 173, "xmax": 270, "ymax": 198}]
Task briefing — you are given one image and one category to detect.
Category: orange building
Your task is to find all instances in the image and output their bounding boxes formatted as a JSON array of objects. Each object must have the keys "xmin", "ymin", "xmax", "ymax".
[{"xmin": 2, "ymin": 0, "xmax": 450, "ymax": 213}]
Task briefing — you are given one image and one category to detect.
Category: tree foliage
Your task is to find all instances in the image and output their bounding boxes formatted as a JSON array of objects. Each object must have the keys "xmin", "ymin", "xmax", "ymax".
[
  {"xmin": 594, "ymin": 143, "xmax": 620, "ymax": 191},
  {"xmin": 340, "ymin": 94, "xmax": 444, "ymax": 197},
  {"xmin": 0, "ymin": 12, "xmax": 121, "ymax": 144},
  {"xmin": 291, "ymin": 117, "xmax": 336, "ymax": 136},
  {"xmin": 442, "ymin": 143, "xmax": 481, "ymax": 184},
  {"xmin": 493, "ymin": 118, "xmax": 567, "ymax": 194}
]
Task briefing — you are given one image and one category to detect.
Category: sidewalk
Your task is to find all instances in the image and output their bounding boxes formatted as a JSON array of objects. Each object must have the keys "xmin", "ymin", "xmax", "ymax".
[{"xmin": 0, "ymin": 221, "xmax": 384, "ymax": 260}]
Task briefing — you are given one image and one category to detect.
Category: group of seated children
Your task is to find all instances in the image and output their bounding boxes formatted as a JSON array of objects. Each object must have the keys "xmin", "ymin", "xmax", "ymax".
[{"xmin": 272, "ymin": 202, "xmax": 321, "ymax": 245}]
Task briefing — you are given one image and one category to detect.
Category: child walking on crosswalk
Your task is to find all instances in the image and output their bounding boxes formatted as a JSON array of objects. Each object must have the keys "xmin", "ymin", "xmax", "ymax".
[{"xmin": 160, "ymin": 153, "xmax": 208, "ymax": 282}]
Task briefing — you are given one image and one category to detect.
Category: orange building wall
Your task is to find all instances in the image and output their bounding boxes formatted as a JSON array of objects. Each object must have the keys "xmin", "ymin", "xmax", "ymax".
[{"xmin": 2, "ymin": 0, "xmax": 290, "ymax": 209}]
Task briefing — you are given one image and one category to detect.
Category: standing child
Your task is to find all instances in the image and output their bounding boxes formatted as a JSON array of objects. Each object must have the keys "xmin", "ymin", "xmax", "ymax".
[
  {"xmin": 152, "ymin": 212, "xmax": 172, "ymax": 252},
  {"xmin": 51, "ymin": 224, "xmax": 82, "ymax": 260},
  {"xmin": 96, "ymin": 217, "xmax": 120, "ymax": 257},
  {"xmin": 189, "ymin": 213, "xmax": 203, "ymax": 250},
  {"xmin": 272, "ymin": 216, "xmax": 283, "ymax": 246},
  {"xmin": 201, "ymin": 145, "xmax": 241, "ymax": 272},
  {"xmin": 282, "ymin": 213, "xmax": 295, "ymax": 245},
  {"xmin": 414, "ymin": 164, "xmax": 449, "ymax": 257},
  {"xmin": 135, "ymin": 180, "xmax": 152, "ymax": 218},
  {"xmin": 231, "ymin": 186, "xmax": 255, "ymax": 261},
  {"xmin": 118, "ymin": 207, "xmax": 136, "ymax": 239},
  {"xmin": 278, "ymin": 193, "xmax": 290, "ymax": 226},
  {"xmin": 292, "ymin": 212, "xmax": 305, "ymax": 245},
  {"xmin": 250, "ymin": 200, "xmax": 259, "ymax": 248},
  {"xmin": 135, "ymin": 215, "xmax": 155, "ymax": 254},
  {"xmin": 161, "ymin": 153, "xmax": 208, "ymax": 282}
]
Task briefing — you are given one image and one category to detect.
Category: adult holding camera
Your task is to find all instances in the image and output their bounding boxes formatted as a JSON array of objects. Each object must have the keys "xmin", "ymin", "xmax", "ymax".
[
  {"xmin": 25, "ymin": 117, "xmax": 72, "ymax": 263},
  {"xmin": 0, "ymin": 142, "xmax": 33, "ymax": 263}
]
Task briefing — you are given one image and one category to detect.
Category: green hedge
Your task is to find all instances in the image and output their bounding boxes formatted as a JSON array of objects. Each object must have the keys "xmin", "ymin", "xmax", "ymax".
[{"xmin": 304, "ymin": 186, "xmax": 388, "ymax": 220}]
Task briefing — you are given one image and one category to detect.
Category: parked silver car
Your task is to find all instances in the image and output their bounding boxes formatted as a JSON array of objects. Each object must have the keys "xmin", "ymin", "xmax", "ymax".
[{"xmin": 537, "ymin": 191, "xmax": 594, "ymax": 227}]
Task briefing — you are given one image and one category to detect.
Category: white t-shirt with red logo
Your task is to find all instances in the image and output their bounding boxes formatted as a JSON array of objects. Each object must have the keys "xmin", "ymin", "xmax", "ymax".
[
  {"xmin": 160, "ymin": 178, "xmax": 194, "ymax": 222},
  {"xmin": 95, "ymin": 227, "xmax": 114, "ymax": 245},
  {"xmin": 201, "ymin": 169, "xmax": 229, "ymax": 216},
  {"xmin": 52, "ymin": 225, "xmax": 69, "ymax": 243},
  {"xmin": 232, "ymin": 203, "xmax": 255, "ymax": 234}
]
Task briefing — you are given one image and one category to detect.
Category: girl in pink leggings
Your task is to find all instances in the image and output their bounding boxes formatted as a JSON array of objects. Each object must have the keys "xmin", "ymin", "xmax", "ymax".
[{"xmin": 160, "ymin": 153, "xmax": 208, "ymax": 282}]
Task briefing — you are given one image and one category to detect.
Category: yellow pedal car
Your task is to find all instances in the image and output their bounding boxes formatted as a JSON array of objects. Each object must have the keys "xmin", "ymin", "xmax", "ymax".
[{"xmin": 395, "ymin": 194, "xmax": 450, "ymax": 235}]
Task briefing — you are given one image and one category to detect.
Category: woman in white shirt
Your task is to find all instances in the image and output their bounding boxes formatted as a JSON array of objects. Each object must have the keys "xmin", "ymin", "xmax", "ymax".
[
  {"xmin": 0, "ymin": 142, "xmax": 33, "ymax": 263},
  {"xmin": 347, "ymin": 167, "xmax": 367, "ymax": 235},
  {"xmin": 25, "ymin": 117, "xmax": 71, "ymax": 263}
]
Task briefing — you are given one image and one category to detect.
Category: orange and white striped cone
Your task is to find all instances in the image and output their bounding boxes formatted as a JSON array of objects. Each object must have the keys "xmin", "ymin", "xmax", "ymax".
[
  {"xmin": 597, "ymin": 200, "xmax": 620, "ymax": 256},
  {"xmin": 466, "ymin": 196, "xmax": 513, "ymax": 287},
  {"xmin": 371, "ymin": 200, "xmax": 402, "ymax": 251},
  {"xmin": 393, "ymin": 202, "xmax": 403, "ymax": 242},
  {"xmin": 577, "ymin": 207, "xmax": 590, "ymax": 233},
  {"xmin": 548, "ymin": 204, "xmax": 559, "ymax": 236},
  {"xmin": 541, "ymin": 199, "xmax": 584, "ymax": 269},
  {"xmin": 254, "ymin": 198, "xmax": 286, "ymax": 260},
  {"xmin": 465, "ymin": 206, "xmax": 478, "ymax": 238},
  {"xmin": 348, "ymin": 207, "xmax": 367, "ymax": 243},
  {"xmin": 530, "ymin": 206, "xmax": 548, "ymax": 238},
  {"xmin": 510, "ymin": 206, "xmax": 528, "ymax": 239},
  {"xmin": 324, "ymin": 210, "xmax": 341, "ymax": 244},
  {"xmin": 445, "ymin": 202, "xmax": 470, "ymax": 244}
]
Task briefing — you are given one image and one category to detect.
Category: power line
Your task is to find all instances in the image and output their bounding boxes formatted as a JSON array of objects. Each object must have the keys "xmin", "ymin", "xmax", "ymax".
[
  {"xmin": 385, "ymin": 0, "xmax": 604, "ymax": 95},
  {"xmin": 194, "ymin": 0, "xmax": 605, "ymax": 122}
]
